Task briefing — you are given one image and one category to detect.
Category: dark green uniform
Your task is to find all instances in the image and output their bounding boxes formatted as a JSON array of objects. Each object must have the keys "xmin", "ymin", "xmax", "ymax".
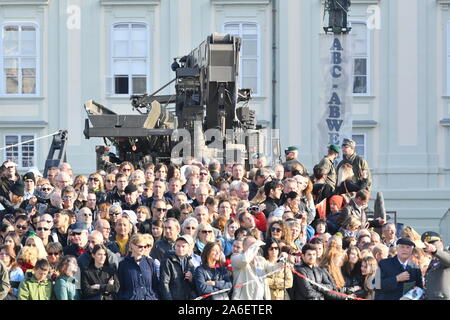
[
  {"xmin": 336, "ymin": 152, "xmax": 372, "ymax": 191},
  {"xmin": 318, "ymin": 156, "xmax": 337, "ymax": 190}
]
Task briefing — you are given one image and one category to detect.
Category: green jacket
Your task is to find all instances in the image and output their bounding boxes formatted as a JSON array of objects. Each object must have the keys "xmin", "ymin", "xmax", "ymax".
[
  {"xmin": 318, "ymin": 156, "xmax": 337, "ymax": 190},
  {"xmin": 54, "ymin": 275, "xmax": 80, "ymax": 300},
  {"xmin": 337, "ymin": 152, "xmax": 372, "ymax": 191},
  {"xmin": 18, "ymin": 271, "xmax": 53, "ymax": 300},
  {"xmin": 0, "ymin": 260, "xmax": 10, "ymax": 300}
]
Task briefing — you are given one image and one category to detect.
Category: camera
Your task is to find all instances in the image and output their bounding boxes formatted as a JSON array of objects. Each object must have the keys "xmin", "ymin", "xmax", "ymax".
[{"xmin": 247, "ymin": 206, "xmax": 260, "ymax": 214}]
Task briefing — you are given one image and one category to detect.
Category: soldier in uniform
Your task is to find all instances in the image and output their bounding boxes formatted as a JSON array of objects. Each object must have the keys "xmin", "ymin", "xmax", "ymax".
[
  {"xmin": 336, "ymin": 138, "xmax": 372, "ymax": 191},
  {"xmin": 283, "ymin": 146, "xmax": 308, "ymax": 178},
  {"xmin": 422, "ymin": 231, "xmax": 450, "ymax": 300},
  {"xmin": 317, "ymin": 144, "xmax": 340, "ymax": 191}
]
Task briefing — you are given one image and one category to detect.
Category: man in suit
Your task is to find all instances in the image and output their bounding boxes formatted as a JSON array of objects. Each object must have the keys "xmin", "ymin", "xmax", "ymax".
[{"xmin": 374, "ymin": 238, "xmax": 423, "ymax": 300}]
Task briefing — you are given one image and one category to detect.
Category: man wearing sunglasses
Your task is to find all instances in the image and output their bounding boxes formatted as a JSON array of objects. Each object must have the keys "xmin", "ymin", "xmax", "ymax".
[
  {"xmin": 63, "ymin": 222, "xmax": 89, "ymax": 258},
  {"xmin": 36, "ymin": 220, "xmax": 52, "ymax": 247},
  {"xmin": 151, "ymin": 199, "xmax": 168, "ymax": 222},
  {"xmin": 14, "ymin": 215, "xmax": 29, "ymax": 244},
  {"xmin": 77, "ymin": 207, "xmax": 94, "ymax": 233}
]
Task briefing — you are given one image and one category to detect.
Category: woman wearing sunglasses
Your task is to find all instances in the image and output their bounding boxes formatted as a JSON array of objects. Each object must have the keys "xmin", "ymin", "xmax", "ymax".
[
  {"xmin": 266, "ymin": 221, "xmax": 292, "ymax": 244},
  {"xmin": 193, "ymin": 223, "xmax": 216, "ymax": 256},
  {"xmin": 80, "ymin": 244, "xmax": 119, "ymax": 300},
  {"xmin": 262, "ymin": 239, "xmax": 293, "ymax": 300},
  {"xmin": 117, "ymin": 233, "xmax": 160, "ymax": 300}
]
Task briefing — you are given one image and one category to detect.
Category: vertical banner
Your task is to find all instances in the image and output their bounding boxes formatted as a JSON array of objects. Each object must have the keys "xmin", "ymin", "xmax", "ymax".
[{"xmin": 318, "ymin": 34, "xmax": 353, "ymax": 160}]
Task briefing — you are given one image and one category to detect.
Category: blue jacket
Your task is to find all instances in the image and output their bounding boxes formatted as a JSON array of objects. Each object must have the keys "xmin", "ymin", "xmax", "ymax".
[
  {"xmin": 220, "ymin": 238, "xmax": 234, "ymax": 257},
  {"xmin": 117, "ymin": 255, "xmax": 160, "ymax": 300},
  {"xmin": 374, "ymin": 256, "xmax": 423, "ymax": 300},
  {"xmin": 194, "ymin": 265, "xmax": 232, "ymax": 300}
]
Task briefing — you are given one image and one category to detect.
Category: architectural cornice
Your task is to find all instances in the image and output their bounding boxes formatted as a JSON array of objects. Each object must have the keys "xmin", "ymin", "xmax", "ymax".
[
  {"xmin": 352, "ymin": 120, "xmax": 378, "ymax": 128},
  {"xmin": 0, "ymin": 0, "xmax": 48, "ymax": 5},
  {"xmin": 100, "ymin": 0, "xmax": 160, "ymax": 5},
  {"xmin": 211, "ymin": 0, "xmax": 270, "ymax": 5}
]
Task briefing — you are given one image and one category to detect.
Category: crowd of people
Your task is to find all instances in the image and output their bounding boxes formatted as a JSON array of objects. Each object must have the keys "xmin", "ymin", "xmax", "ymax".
[{"xmin": 0, "ymin": 138, "xmax": 449, "ymax": 301}]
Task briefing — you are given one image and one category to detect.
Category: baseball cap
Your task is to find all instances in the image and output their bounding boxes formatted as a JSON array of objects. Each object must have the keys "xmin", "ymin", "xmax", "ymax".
[
  {"xmin": 124, "ymin": 184, "xmax": 138, "ymax": 194},
  {"xmin": 176, "ymin": 234, "xmax": 194, "ymax": 246},
  {"xmin": 69, "ymin": 222, "xmax": 88, "ymax": 233}
]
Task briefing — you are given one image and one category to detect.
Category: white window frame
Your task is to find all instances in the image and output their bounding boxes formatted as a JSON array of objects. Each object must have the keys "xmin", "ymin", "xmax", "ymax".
[
  {"xmin": 352, "ymin": 133, "xmax": 366, "ymax": 159},
  {"xmin": 447, "ymin": 21, "xmax": 450, "ymax": 95},
  {"xmin": 0, "ymin": 22, "xmax": 40, "ymax": 97},
  {"xmin": 3, "ymin": 133, "xmax": 36, "ymax": 170},
  {"xmin": 109, "ymin": 22, "xmax": 150, "ymax": 97},
  {"xmin": 223, "ymin": 21, "xmax": 261, "ymax": 96},
  {"xmin": 349, "ymin": 21, "xmax": 371, "ymax": 97}
]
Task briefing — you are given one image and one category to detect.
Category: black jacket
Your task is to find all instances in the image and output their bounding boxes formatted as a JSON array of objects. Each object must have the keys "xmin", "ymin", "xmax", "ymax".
[
  {"xmin": 151, "ymin": 238, "xmax": 176, "ymax": 262},
  {"xmin": 334, "ymin": 179, "xmax": 368, "ymax": 196},
  {"xmin": 80, "ymin": 263, "xmax": 120, "ymax": 300},
  {"xmin": 292, "ymin": 263, "xmax": 345, "ymax": 300},
  {"xmin": 262, "ymin": 197, "xmax": 279, "ymax": 218},
  {"xmin": 159, "ymin": 252, "xmax": 197, "ymax": 300}
]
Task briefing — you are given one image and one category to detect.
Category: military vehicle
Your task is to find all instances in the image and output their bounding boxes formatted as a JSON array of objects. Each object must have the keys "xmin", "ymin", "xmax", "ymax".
[{"xmin": 83, "ymin": 33, "xmax": 271, "ymax": 171}]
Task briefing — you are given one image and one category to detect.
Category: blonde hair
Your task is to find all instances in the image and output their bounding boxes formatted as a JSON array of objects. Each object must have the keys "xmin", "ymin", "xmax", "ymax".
[
  {"xmin": 342, "ymin": 216, "xmax": 362, "ymax": 230},
  {"xmin": 337, "ymin": 163, "xmax": 354, "ymax": 186},
  {"xmin": 320, "ymin": 247, "xmax": 345, "ymax": 289},
  {"xmin": 194, "ymin": 223, "xmax": 216, "ymax": 243},
  {"xmin": 129, "ymin": 233, "xmax": 146, "ymax": 246},
  {"xmin": 17, "ymin": 246, "xmax": 39, "ymax": 266},
  {"xmin": 25, "ymin": 236, "xmax": 47, "ymax": 260}
]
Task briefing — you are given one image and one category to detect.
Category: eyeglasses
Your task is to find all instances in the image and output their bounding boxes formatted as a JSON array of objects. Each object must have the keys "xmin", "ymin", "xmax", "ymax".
[
  {"xmin": 47, "ymin": 252, "xmax": 60, "ymax": 256},
  {"xmin": 135, "ymin": 244, "xmax": 151, "ymax": 249},
  {"xmin": 200, "ymin": 172, "xmax": 208, "ymax": 176},
  {"xmin": 71, "ymin": 232, "xmax": 82, "ymax": 236},
  {"xmin": 155, "ymin": 208, "xmax": 167, "ymax": 212},
  {"xmin": 16, "ymin": 225, "xmax": 28, "ymax": 230},
  {"xmin": 62, "ymin": 196, "xmax": 73, "ymax": 201},
  {"xmin": 185, "ymin": 226, "xmax": 196, "ymax": 230},
  {"xmin": 110, "ymin": 212, "xmax": 121, "ymax": 215},
  {"xmin": 89, "ymin": 177, "xmax": 100, "ymax": 182},
  {"xmin": 106, "ymin": 180, "xmax": 115, "ymax": 183},
  {"xmin": 37, "ymin": 227, "xmax": 50, "ymax": 231},
  {"xmin": 271, "ymin": 227, "xmax": 282, "ymax": 233},
  {"xmin": 42, "ymin": 188, "xmax": 52, "ymax": 191},
  {"xmin": 201, "ymin": 230, "xmax": 213, "ymax": 234},
  {"xmin": 122, "ymin": 168, "xmax": 131, "ymax": 172},
  {"xmin": 268, "ymin": 246, "xmax": 279, "ymax": 251}
]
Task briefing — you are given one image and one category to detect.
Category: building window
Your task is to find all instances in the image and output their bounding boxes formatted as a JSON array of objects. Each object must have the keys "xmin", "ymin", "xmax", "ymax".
[
  {"xmin": 4, "ymin": 134, "xmax": 35, "ymax": 169},
  {"xmin": 224, "ymin": 22, "xmax": 260, "ymax": 95},
  {"xmin": 111, "ymin": 23, "xmax": 149, "ymax": 95},
  {"xmin": 350, "ymin": 22, "xmax": 370, "ymax": 95},
  {"xmin": 352, "ymin": 134, "xmax": 366, "ymax": 159},
  {"xmin": 1, "ymin": 24, "xmax": 38, "ymax": 95}
]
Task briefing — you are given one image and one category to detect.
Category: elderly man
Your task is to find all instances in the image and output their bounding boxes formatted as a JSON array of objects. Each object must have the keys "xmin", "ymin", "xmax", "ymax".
[
  {"xmin": 236, "ymin": 181, "xmax": 250, "ymax": 201},
  {"xmin": 191, "ymin": 183, "xmax": 209, "ymax": 208},
  {"xmin": 231, "ymin": 236, "xmax": 288, "ymax": 300},
  {"xmin": 185, "ymin": 177, "xmax": 199, "ymax": 203},
  {"xmin": 122, "ymin": 184, "xmax": 142, "ymax": 212},
  {"xmin": 382, "ymin": 223, "xmax": 398, "ymax": 248},
  {"xmin": 337, "ymin": 138, "xmax": 372, "ymax": 191},
  {"xmin": 422, "ymin": 231, "xmax": 450, "ymax": 300},
  {"xmin": 109, "ymin": 217, "xmax": 132, "ymax": 257},
  {"xmin": 77, "ymin": 230, "xmax": 120, "ymax": 271},
  {"xmin": 151, "ymin": 218, "xmax": 180, "ymax": 262},
  {"xmin": 77, "ymin": 207, "xmax": 94, "ymax": 233},
  {"xmin": 95, "ymin": 219, "xmax": 112, "ymax": 244},
  {"xmin": 63, "ymin": 222, "xmax": 89, "ymax": 257},
  {"xmin": 55, "ymin": 171, "xmax": 72, "ymax": 190},
  {"xmin": 374, "ymin": 238, "xmax": 423, "ymax": 300}
]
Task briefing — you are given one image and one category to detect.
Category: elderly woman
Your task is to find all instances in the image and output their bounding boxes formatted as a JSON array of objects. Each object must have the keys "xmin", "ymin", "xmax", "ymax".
[{"xmin": 181, "ymin": 217, "xmax": 198, "ymax": 238}]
